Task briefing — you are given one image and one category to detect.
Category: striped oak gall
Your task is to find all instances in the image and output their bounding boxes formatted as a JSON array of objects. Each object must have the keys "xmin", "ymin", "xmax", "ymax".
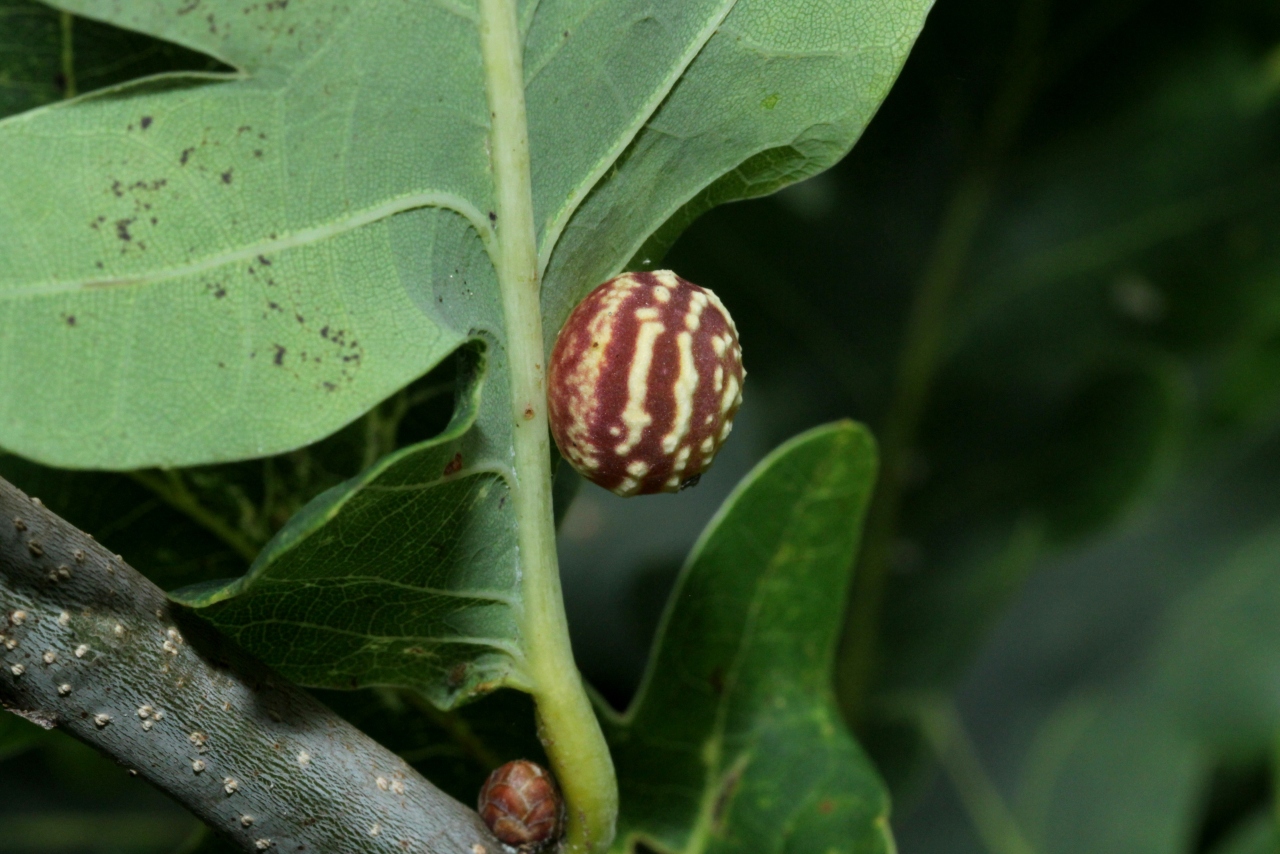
[
  {"xmin": 477, "ymin": 760, "xmax": 566, "ymax": 851},
  {"xmin": 547, "ymin": 270, "xmax": 744, "ymax": 496}
]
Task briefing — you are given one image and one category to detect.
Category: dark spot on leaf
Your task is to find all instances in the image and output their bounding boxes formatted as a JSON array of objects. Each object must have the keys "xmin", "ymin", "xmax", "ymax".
[
  {"xmin": 221, "ymin": 170, "xmax": 233, "ymax": 184},
  {"xmin": 180, "ymin": 148, "xmax": 194, "ymax": 165},
  {"xmin": 817, "ymin": 798, "xmax": 835, "ymax": 815},
  {"xmin": 208, "ymin": 283, "xmax": 227, "ymax": 299},
  {"xmin": 272, "ymin": 345, "xmax": 286, "ymax": 366},
  {"xmin": 111, "ymin": 180, "xmax": 124, "ymax": 197},
  {"xmin": 254, "ymin": 149, "xmax": 264, "ymax": 158},
  {"xmin": 323, "ymin": 381, "xmax": 336, "ymax": 392},
  {"xmin": 237, "ymin": 125, "xmax": 251, "ymax": 134},
  {"xmin": 64, "ymin": 315, "xmax": 76, "ymax": 327},
  {"xmin": 258, "ymin": 255, "xmax": 272, "ymax": 266},
  {"xmin": 115, "ymin": 219, "xmax": 134, "ymax": 241},
  {"xmin": 443, "ymin": 453, "xmax": 463, "ymax": 476},
  {"xmin": 488, "ymin": 211, "xmax": 496, "ymax": 223},
  {"xmin": 267, "ymin": 301, "xmax": 281, "ymax": 312},
  {"xmin": 140, "ymin": 116, "xmax": 153, "ymax": 130}
]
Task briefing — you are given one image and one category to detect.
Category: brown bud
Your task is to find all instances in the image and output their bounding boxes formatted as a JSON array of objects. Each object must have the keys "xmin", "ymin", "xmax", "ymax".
[
  {"xmin": 477, "ymin": 760, "xmax": 565, "ymax": 851},
  {"xmin": 547, "ymin": 271, "xmax": 745, "ymax": 496}
]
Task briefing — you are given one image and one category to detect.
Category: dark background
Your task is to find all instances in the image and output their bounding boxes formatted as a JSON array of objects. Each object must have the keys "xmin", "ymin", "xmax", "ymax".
[{"xmin": 4, "ymin": 0, "xmax": 1280, "ymax": 851}]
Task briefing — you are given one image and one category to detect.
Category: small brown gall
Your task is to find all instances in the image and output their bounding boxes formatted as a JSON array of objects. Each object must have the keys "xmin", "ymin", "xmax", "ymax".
[
  {"xmin": 477, "ymin": 760, "xmax": 565, "ymax": 851},
  {"xmin": 547, "ymin": 271, "xmax": 744, "ymax": 496}
]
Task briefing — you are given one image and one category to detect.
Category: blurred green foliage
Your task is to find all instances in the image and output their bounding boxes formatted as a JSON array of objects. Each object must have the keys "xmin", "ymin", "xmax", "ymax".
[{"xmin": 5, "ymin": 0, "xmax": 1280, "ymax": 852}]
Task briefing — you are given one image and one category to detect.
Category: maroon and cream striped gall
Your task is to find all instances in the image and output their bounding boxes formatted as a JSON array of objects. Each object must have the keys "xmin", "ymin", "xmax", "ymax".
[
  {"xmin": 547, "ymin": 270, "xmax": 745, "ymax": 496},
  {"xmin": 477, "ymin": 760, "xmax": 566, "ymax": 851}
]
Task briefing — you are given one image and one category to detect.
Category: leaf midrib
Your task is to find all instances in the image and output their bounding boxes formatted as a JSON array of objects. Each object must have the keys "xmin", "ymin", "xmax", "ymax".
[{"xmin": 226, "ymin": 618, "xmax": 524, "ymax": 657}]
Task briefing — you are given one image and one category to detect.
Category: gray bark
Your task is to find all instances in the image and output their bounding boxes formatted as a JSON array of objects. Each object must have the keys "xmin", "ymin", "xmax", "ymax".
[{"xmin": 0, "ymin": 475, "xmax": 503, "ymax": 854}]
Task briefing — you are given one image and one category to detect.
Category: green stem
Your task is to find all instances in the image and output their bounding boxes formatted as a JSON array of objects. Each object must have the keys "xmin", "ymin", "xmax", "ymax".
[
  {"xmin": 477, "ymin": 2, "xmax": 618, "ymax": 852},
  {"xmin": 127, "ymin": 470, "xmax": 260, "ymax": 563},
  {"xmin": 59, "ymin": 12, "xmax": 76, "ymax": 99},
  {"xmin": 916, "ymin": 698, "xmax": 1038, "ymax": 854},
  {"xmin": 837, "ymin": 175, "xmax": 992, "ymax": 722},
  {"xmin": 838, "ymin": 0, "xmax": 1052, "ymax": 726},
  {"xmin": 404, "ymin": 691, "xmax": 504, "ymax": 771}
]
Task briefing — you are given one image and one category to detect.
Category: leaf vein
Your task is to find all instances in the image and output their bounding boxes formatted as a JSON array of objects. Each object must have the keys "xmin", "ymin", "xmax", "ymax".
[{"xmin": 0, "ymin": 192, "xmax": 494, "ymax": 298}]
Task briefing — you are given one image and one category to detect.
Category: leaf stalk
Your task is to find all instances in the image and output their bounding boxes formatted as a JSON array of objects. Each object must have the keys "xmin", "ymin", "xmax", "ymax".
[{"xmin": 478, "ymin": 1, "xmax": 618, "ymax": 851}]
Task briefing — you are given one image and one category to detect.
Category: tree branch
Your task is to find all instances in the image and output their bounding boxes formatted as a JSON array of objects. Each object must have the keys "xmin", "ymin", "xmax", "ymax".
[{"xmin": 0, "ymin": 475, "xmax": 502, "ymax": 854}]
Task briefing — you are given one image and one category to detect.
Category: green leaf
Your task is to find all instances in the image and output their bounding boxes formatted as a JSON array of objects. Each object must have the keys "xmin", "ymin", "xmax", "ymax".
[
  {"xmin": 171, "ymin": 346, "xmax": 527, "ymax": 708},
  {"xmin": 0, "ymin": 813, "xmax": 197, "ymax": 854},
  {"xmin": 602, "ymin": 422, "xmax": 892, "ymax": 854},
  {"xmin": 0, "ymin": 0, "xmax": 222, "ymax": 117},
  {"xmin": 0, "ymin": 0, "xmax": 933, "ymax": 468},
  {"xmin": 0, "ymin": 708, "xmax": 45, "ymax": 761},
  {"xmin": 0, "ymin": 0, "xmax": 70, "ymax": 114},
  {"xmin": 0, "ymin": 454, "xmax": 246, "ymax": 591}
]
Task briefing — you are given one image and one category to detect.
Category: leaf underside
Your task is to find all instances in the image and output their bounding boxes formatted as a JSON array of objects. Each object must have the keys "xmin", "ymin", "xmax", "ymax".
[
  {"xmin": 0, "ymin": 0, "xmax": 933, "ymax": 469},
  {"xmin": 171, "ymin": 345, "xmax": 530, "ymax": 708},
  {"xmin": 0, "ymin": 0, "xmax": 931, "ymax": 707}
]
